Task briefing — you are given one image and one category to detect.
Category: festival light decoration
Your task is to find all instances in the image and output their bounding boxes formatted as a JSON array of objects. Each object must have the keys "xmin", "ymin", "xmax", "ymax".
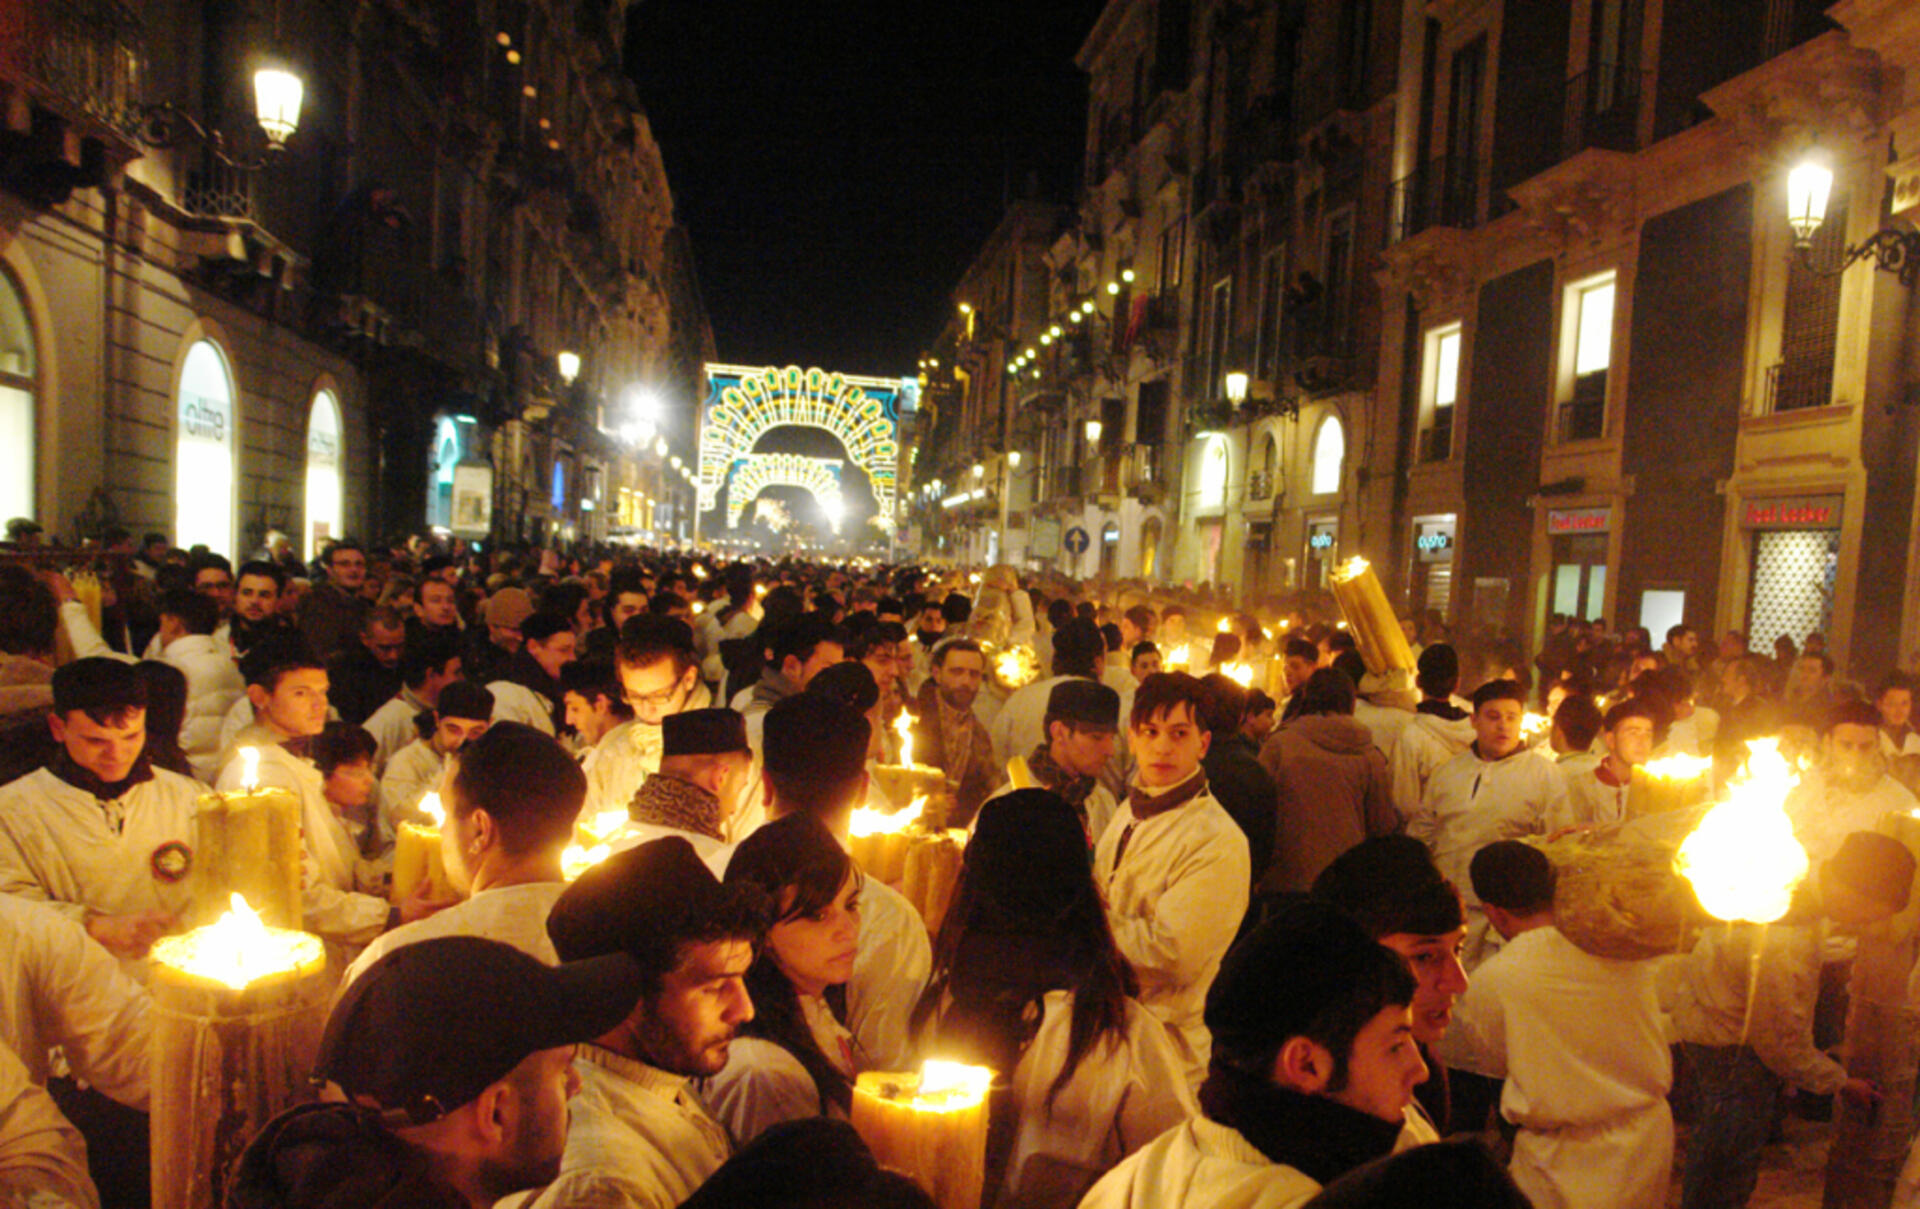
[
  {"xmin": 698, "ymin": 365, "xmax": 905, "ymax": 526},
  {"xmin": 722, "ymin": 453, "xmax": 847, "ymax": 530}
]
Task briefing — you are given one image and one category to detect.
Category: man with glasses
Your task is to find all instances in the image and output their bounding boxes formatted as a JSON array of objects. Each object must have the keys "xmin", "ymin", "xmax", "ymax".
[
  {"xmin": 298, "ymin": 540, "xmax": 370, "ymax": 664},
  {"xmin": 583, "ymin": 615, "xmax": 712, "ymax": 825}
]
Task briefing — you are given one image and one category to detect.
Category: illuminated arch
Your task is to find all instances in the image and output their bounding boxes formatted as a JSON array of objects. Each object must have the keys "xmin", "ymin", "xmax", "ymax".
[
  {"xmin": 725, "ymin": 453, "xmax": 846, "ymax": 529},
  {"xmin": 699, "ymin": 364, "xmax": 909, "ymax": 529}
]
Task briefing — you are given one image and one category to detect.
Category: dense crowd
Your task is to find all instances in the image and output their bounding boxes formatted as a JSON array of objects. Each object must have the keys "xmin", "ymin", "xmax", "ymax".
[{"xmin": 0, "ymin": 528, "xmax": 1913, "ymax": 1209}]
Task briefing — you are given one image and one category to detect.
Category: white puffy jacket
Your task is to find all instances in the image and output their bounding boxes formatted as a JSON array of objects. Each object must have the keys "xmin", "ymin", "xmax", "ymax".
[{"xmin": 160, "ymin": 634, "xmax": 244, "ymax": 782}]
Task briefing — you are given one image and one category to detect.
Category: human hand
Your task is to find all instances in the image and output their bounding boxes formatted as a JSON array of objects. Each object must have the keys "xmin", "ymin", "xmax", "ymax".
[
  {"xmin": 85, "ymin": 911, "xmax": 176, "ymax": 959},
  {"xmin": 40, "ymin": 570, "xmax": 76, "ymax": 606},
  {"xmin": 397, "ymin": 885, "xmax": 461, "ymax": 924}
]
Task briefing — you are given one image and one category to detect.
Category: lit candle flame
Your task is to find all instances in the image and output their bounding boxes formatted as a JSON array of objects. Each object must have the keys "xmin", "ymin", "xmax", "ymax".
[
  {"xmin": 1642, "ymin": 752, "xmax": 1713, "ymax": 781},
  {"xmin": 1333, "ymin": 556, "xmax": 1371, "ymax": 583},
  {"xmin": 150, "ymin": 892, "xmax": 321, "ymax": 990},
  {"xmin": 561, "ymin": 843, "xmax": 611, "ymax": 881},
  {"xmin": 419, "ymin": 791, "xmax": 446, "ymax": 827},
  {"xmin": 893, "ymin": 711, "xmax": 915, "ymax": 768},
  {"xmin": 1677, "ymin": 738, "xmax": 1810, "ymax": 924},
  {"xmin": 915, "ymin": 1059, "xmax": 994, "ymax": 1106},
  {"xmin": 851, "ymin": 805, "xmax": 917, "ymax": 838},
  {"xmin": 581, "ymin": 807, "xmax": 629, "ymax": 842},
  {"xmin": 1522, "ymin": 712, "xmax": 1554, "ymax": 744},
  {"xmin": 239, "ymin": 747, "xmax": 260, "ymax": 793},
  {"xmin": 1219, "ymin": 661, "xmax": 1254, "ymax": 687},
  {"xmin": 1164, "ymin": 643, "xmax": 1191, "ymax": 671},
  {"xmin": 992, "ymin": 645, "xmax": 1040, "ymax": 689}
]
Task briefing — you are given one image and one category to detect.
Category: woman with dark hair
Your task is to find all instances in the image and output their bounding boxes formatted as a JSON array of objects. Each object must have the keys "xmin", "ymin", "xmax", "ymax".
[
  {"xmin": 911, "ymin": 789, "xmax": 1195, "ymax": 1209},
  {"xmin": 132, "ymin": 660, "xmax": 195, "ymax": 778},
  {"xmin": 701, "ymin": 812, "xmax": 864, "ymax": 1143}
]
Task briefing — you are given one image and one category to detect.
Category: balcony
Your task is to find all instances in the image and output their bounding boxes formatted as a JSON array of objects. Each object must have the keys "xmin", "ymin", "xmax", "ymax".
[
  {"xmin": 0, "ymin": 0, "xmax": 146, "ymax": 206},
  {"xmin": 1418, "ymin": 415, "xmax": 1453, "ymax": 463},
  {"xmin": 1247, "ymin": 468, "xmax": 1273, "ymax": 501},
  {"xmin": 1562, "ymin": 64, "xmax": 1650, "ymax": 157},
  {"xmin": 1556, "ymin": 370, "xmax": 1607, "ymax": 442},
  {"xmin": 1388, "ymin": 155, "xmax": 1478, "ymax": 243},
  {"xmin": 1049, "ymin": 465, "xmax": 1082, "ymax": 500},
  {"xmin": 1765, "ymin": 360, "xmax": 1833, "ymax": 414}
]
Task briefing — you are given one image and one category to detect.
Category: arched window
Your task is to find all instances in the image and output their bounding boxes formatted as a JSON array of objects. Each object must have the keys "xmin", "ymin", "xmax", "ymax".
[
  {"xmin": 1311, "ymin": 415, "xmax": 1345, "ymax": 496},
  {"xmin": 305, "ymin": 389, "xmax": 343, "ymax": 559},
  {"xmin": 0, "ymin": 268, "xmax": 36, "ymax": 523},
  {"xmin": 1199, "ymin": 435, "xmax": 1230, "ymax": 506},
  {"xmin": 175, "ymin": 339, "xmax": 236, "ymax": 557}
]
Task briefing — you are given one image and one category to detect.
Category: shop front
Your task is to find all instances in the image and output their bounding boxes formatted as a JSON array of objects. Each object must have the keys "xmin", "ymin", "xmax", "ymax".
[
  {"xmin": 1408, "ymin": 514, "xmax": 1456, "ymax": 622},
  {"xmin": 1546, "ymin": 506, "xmax": 1612, "ymax": 622},
  {"xmin": 1741, "ymin": 494, "xmax": 1842, "ymax": 654},
  {"xmin": 1304, "ymin": 515, "xmax": 1340, "ymax": 594}
]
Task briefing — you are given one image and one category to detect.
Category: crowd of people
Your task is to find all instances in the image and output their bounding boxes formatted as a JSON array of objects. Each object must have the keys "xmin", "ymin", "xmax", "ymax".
[{"xmin": 0, "ymin": 527, "xmax": 1913, "ymax": 1209}]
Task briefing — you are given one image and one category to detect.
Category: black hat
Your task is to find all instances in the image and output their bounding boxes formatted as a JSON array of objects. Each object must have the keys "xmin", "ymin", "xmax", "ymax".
[
  {"xmin": 1416, "ymin": 643, "xmax": 1459, "ymax": 687},
  {"xmin": 663, "ymin": 708, "xmax": 750, "ymax": 758},
  {"xmin": 1046, "ymin": 678, "xmax": 1120, "ymax": 731},
  {"xmin": 435, "ymin": 679, "xmax": 494, "ymax": 723},
  {"xmin": 1826, "ymin": 831, "xmax": 1917, "ymax": 912},
  {"xmin": 965, "ymin": 790, "xmax": 1093, "ymax": 920},
  {"xmin": 5, "ymin": 517, "xmax": 41, "ymax": 540},
  {"xmin": 1051, "ymin": 618, "xmax": 1105, "ymax": 669},
  {"xmin": 806, "ymin": 661, "xmax": 880, "ymax": 716},
  {"xmin": 1205, "ymin": 899, "xmax": 1414, "ymax": 1068},
  {"xmin": 547, "ymin": 836, "xmax": 769, "ymax": 975},
  {"xmin": 315, "ymin": 936, "xmax": 643, "ymax": 1125},
  {"xmin": 764, "ymin": 692, "xmax": 869, "ymax": 787}
]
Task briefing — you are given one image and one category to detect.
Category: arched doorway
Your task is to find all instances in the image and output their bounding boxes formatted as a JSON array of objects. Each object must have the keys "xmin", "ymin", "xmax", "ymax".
[
  {"xmin": 1140, "ymin": 517, "xmax": 1162, "ymax": 580},
  {"xmin": 0, "ymin": 267, "xmax": 36, "ymax": 523},
  {"xmin": 1311, "ymin": 414, "xmax": 1345, "ymax": 496},
  {"xmin": 305, "ymin": 388, "xmax": 343, "ymax": 559},
  {"xmin": 175, "ymin": 338, "xmax": 237, "ymax": 557}
]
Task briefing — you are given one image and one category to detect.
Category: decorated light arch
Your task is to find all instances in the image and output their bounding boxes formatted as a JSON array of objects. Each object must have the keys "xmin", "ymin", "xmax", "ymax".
[
  {"xmin": 698, "ymin": 364, "xmax": 917, "ymax": 537},
  {"xmin": 725, "ymin": 453, "xmax": 846, "ymax": 530}
]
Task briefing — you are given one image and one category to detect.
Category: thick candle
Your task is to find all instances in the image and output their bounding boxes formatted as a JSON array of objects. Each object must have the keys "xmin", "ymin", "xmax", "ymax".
[
  {"xmin": 191, "ymin": 749, "xmax": 302, "ymax": 930},
  {"xmin": 391, "ymin": 793, "xmax": 454, "ymax": 904},
  {"xmin": 851, "ymin": 1062, "xmax": 993, "ymax": 1209}
]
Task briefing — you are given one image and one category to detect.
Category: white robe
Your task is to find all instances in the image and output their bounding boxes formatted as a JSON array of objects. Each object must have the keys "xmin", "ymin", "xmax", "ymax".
[
  {"xmin": 340, "ymin": 880, "xmax": 566, "ymax": 992},
  {"xmin": 581, "ymin": 683, "xmax": 713, "ymax": 823},
  {"xmin": 487, "ymin": 679, "xmax": 557, "ymax": 735},
  {"xmin": 0, "ymin": 1040, "xmax": 96, "ymax": 1209},
  {"xmin": 1077, "ymin": 1117, "xmax": 1321, "ymax": 1209},
  {"xmin": 0, "ymin": 894, "xmax": 150, "ymax": 1108},
  {"xmin": 1386, "ymin": 710, "xmax": 1475, "ymax": 819},
  {"xmin": 1093, "ymin": 789, "xmax": 1251, "ymax": 1091},
  {"xmin": 379, "ymin": 738, "xmax": 448, "ymax": 825},
  {"xmin": 361, "ymin": 688, "xmax": 432, "ymax": 774},
  {"xmin": 0, "ymin": 767, "xmax": 199, "ymax": 933},
  {"xmin": 1442, "ymin": 927, "xmax": 1672, "ymax": 1209},
  {"xmin": 159, "ymin": 633, "xmax": 243, "ymax": 782}
]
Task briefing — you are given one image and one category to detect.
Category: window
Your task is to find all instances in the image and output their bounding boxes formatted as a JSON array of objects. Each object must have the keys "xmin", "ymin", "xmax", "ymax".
[
  {"xmin": 1421, "ymin": 323, "xmax": 1462, "ymax": 461},
  {"xmin": 1311, "ymin": 415, "xmax": 1345, "ymax": 495},
  {"xmin": 305, "ymin": 390, "xmax": 343, "ymax": 560},
  {"xmin": 1559, "ymin": 273, "xmax": 1615, "ymax": 441},
  {"xmin": 1159, "ymin": 218, "xmax": 1186, "ymax": 291},
  {"xmin": 0, "ymin": 268, "xmax": 35, "ymax": 524},
  {"xmin": 1323, "ymin": 210, "xmax": 1354, "ymax": 354},
  {"xmin": 1772, "ymin": 196, "xmax": 1845, "ymax": 412},
  {"xmin": 175, "ymin": 338, "xmax": 237, "ymax": 557},
  {"xmin": 1255, "ymin": 245, "xmax": 1287, "ymax": 382},
  {"xmin": 1205, "ymin": 278, "xmax": 1232, "ymax": 400},
  {"xmin": 1198, "ymin": 435, "xmax": 1230, "ymax": 506}
]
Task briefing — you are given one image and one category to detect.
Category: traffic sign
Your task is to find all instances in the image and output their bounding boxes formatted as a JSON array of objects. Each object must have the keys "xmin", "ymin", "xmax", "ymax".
[{"xmin": 1064, "ymin": 526, "xmax": 1090, "ymax": 555}]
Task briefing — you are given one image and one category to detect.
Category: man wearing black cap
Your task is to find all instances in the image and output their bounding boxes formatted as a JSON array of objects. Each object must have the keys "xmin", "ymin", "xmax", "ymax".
[
  {"xmin": 519, "ymin": 839, "xmax": 770, "ymax": 1209},
  {"xmin": 1386, "ymin": 643, "xmax": 1475, "ymax": 819},
  {"xmin": 232, "ymin": 936, "xmax": 641, "ymax": 1209},
  {"xmin": 343, "ymin": 724, "xmax": 585, "ymax": 990},
  {"xmin": 1079, "ymin": 901, "xmax": 1429, "ymax": 1209},
  {"xmin": 381, "ymin": 679, "xmax": 494, "ymax": 823},
  {"xmin": 608, "ymin": 709, "xmax": 758, "ymax": 869},
  {"xmin": 760, "ymin": 691, "xmax": 931, "ymax": 1070},
  {"xmin": 990, "ymin": 678, "xmax": 1121, "ymax": 844},
  {"xmin": 1673, "ymin": 830, "xmax": 1917, "ymax": 1209},
  {"xmin": 585, "ymin": 616, "xmax": 713, "ymax": 828},
  {"xmin": 989, "ymin": 615, "xmax": 1107, "ymax": 765}
]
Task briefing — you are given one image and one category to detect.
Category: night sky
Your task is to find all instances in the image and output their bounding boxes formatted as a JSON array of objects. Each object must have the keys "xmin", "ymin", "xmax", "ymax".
[{"xmin": 627, "ymin": 0, "xmax": 1106, "ymax": 378}]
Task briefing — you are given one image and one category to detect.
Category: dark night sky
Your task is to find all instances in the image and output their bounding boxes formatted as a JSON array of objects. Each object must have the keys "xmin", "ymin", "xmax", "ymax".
[{"xmin": 626, "ymin": 0, "xmax": 1106, "ymax": 378}]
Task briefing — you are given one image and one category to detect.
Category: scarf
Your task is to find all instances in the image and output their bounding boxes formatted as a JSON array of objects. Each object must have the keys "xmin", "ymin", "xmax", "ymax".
[
  {"xmin": 1027, "ymin": 742, "xmax": 1098, "ymax": 813},
  {"xmin": 50, "ymin": 752, "xmax": 154, "ymax": 830},
  {"xmin": 629, "ymin": 773, "xmax": 725, "ymax": 842},
  {"xmin": 1197, "ymin": 1063, "xmax": 1403, "ymax": 1186},
  {"xmin": 500, "ymin": 649, "xmax": 562, "ymax": 727},
  {"xmin": 1126, "ymin": 767, "xmax": 1208, "ymax": 820},
  {"xmin": 1416, "ymin": 699, "xmax": 1468, "ymax": 721}
]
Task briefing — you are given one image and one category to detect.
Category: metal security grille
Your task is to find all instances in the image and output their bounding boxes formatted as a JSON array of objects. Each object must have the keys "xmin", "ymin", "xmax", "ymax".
[
  {"xmin": 1774, "ymin": 198, "xmax": 1845, "ymax": 412},
  {"xmin": 1747, "ymin": 529, "xmax": 1839, "ymax": 653}
]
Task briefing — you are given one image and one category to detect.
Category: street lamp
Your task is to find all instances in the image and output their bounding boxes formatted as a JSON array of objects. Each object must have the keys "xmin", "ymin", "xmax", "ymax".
[
  {"xmin": 1786, "ymin": 147, "xmax": 1920, "ymax": 286},
  {"xmin": 1224, "ymin": 371, "xmax": 1250, "ymax": 406},
  {"xmin": 1008, "ymin": 450, "xmax": 1022, "ymax": 468},
  {"xmin": 654, "ymin": 437, "xmax": 668, "ymax": 458},
  {"xmin": 557, "ymin": 351, "xmax": 580, "ymax": 384},
  {"xmin": 253, "ymin": 68, "xmax": 304, "ymax": 146},
  {"xmin": 1084, "ymin": 419, "xmax": 1103, "ymax": 445}
]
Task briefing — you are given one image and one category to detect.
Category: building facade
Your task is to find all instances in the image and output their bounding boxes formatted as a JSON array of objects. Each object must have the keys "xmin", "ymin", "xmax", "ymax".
[{"xmin": 1, "ymin": 0, "xmax": 708, "ymax": 559}]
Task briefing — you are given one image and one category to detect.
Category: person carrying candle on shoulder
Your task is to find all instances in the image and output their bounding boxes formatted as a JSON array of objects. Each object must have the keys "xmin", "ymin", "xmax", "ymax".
[
  {"xmin": 697, "ymin": 813, "xmax": 863, "ymax": 1144},
  {"xmin": 342, "ymin": 723, "xmax": 586, "ymax": 991},
  {"xmin": 1552, "ymin": 699, "xmax": 1656, "ymax": 830},
  {"xmin": 1672, "ymin": 831, "xmax": 1914, "ymax": 1209},
  {"xmin": 1440, "ymin": 842, "xmax": 1671, "ymax": 1208},
  {"xmin": 217, "ymin": 634, "xmax": 430, "ymax": 949},
  {"xmin": 1094, "ymin": 671, "xmax": 1252, "ymax": 1095},
  {"xmin": 910, "ymin": 789, "xmax": 1196, "ymax": 1209},
  {"xmin": 1406, "ymin": 678, "xmax": 1568, "ymax": 971},
  {"xmin": 986, "ymin": 679, "xmax": 1121, "ymax": 846},
  {"xmin": 232, "ymin": 936, "xmax": 643, "ymax": 1209},
  {"xmin": 609, "ymin": 709, "xmax": 758, "ymax": 873},
  {"xmin": 512, "ymin": 838, "xmax": 771, "ymax": 1209},
  {"xmin": 0, "ymin": 657, "xmax": 198, "ymax": 964},
  {"xmin": 381, "ymin": 681, "xmax": 493, "ymax": 824},
  {"xmin": 755, "ymin": 691, "xmax": 931, "ymax": 1072},
  {"xmin": 1077, "ymin": 900, "xmax": 1429, "ymax": 1209},
  {"xmin": 585, "ymin": 617, "xmax": 712, "ymax": 827}
]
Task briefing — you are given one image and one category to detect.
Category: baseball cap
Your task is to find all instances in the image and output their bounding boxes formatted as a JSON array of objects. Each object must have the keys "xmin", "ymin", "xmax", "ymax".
[{"xmin": 315, "ymin": 936, "xmax": 643, "ymax": 1125}]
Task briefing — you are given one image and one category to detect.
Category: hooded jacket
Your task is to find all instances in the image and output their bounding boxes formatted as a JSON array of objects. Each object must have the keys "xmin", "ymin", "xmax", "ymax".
[
  {"xmin": 1387, "ymin": 707, "xmax": 1476, "ymax": 819},
  {"xmin": 1259, "ymin": 714, "xmax": 1397, "ymax": 894}
]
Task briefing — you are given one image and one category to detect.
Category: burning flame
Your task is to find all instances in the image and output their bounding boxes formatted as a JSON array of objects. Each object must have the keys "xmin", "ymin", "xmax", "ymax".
[
  {"xmin": 1333, "ymin": 556, "xmax": 1371, "ymax": 583},
  {"xmin": 419, "ymin": 792, "xmax": 446, "ymax": 827},
  {"xmin": 692, "ymin": 601, "xmax": 705, "ymax": 615},
  {"xmin": 1164, "ymin": 643, "xmax": 1192, "ymax": 672},
  {"xmin": 150, "ymin": 893, "xmax": 321, "ymax": 990},
  {"xmin": 1216, "ymin": 616, "xmax": 1233, "ymax": 634},
  {"xmin": 1219, "ymin": 661, "xmax": 1255, "ymax": 687},
  {"xmin": 911, "ymin": 1060, "xmax": 994, "ymax": 1109},
  {"xmin": 580, "ymin": 807, "xmax": 629, "ymax": 842},
  {"xmin": 562, "ymin": 843, "xmax": 611, "ymax": 881},
  {"xmin": 1521, "ymin": 713, "xmax": 1554, "ymax": 744},
  {"xmin": 239, "ymin": 747, "xmax": 260, "ymax": 792},
  {"xmin": 893, "ymin": 711, "xmax": 915, "ymax": 768},
  {"xmin": 1641, "ymin": 752, "xmax": 1713, "ymax": 782},
  {"xmin": 1677, "ymin": 738, "xmax": 1809, "ymax": 924},
  {"xmin": 993, "ymin": 645, "xmax": 1040, "ymax": 689},
  {"xmin": 851, "ymin": 804, "xmax": 918, "ymax": 838}
]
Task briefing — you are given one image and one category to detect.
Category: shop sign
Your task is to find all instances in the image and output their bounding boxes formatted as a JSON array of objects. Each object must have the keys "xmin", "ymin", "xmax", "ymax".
[
  {"xmin": 1741, "ymin": 494, "xmax": 1843, "ymax": 531},
  {"xmin": 1306, "ymin": 520, "xmax": 1338, "ymax": 554},
  {"xmin": 1416, "ymin": 529, "xmax": 1454, "ymax": 563},
  {"xmin": 1546, "ymin": 506, "xmax": 1611, "ymax": 535},
  {"xmin": 451, "ymin": 463, "xmax": 493, "ymax": 537}
]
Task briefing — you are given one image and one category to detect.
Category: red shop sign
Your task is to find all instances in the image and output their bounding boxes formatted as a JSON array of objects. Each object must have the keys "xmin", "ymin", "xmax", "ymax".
[
  {"xmin": 1741, "ymin": 494, "xmax": 1843, "ymax": 531},
  {"xmin": 1547, "ymin": 507, "xmax": 1611, "ymax": 535}
]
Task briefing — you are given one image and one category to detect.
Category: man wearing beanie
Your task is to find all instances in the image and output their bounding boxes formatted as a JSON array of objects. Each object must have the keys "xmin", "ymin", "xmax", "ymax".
[
  {"xmin": 1673, "ymin": 830, "xmax": 1916, "ymax": 1209},
  {"xmin": 758, "ymin": 690, "xmax": 931, "ymax": 1070},
  {"xmin": 517, "ymin": 839, "xmax": 770, "ymax": 1209},
  {"xmin": 343, "ymin": 724, "xmax": 585, "ymax": 990},
  {"xmin": 381, "ymin": 679, "xmax": 494, "ymax": 823},
  {"xmin": 609, "ymin": 709, "xmax": 757, "ymax": 870},
  {"xmin": 1442, "ymin": 842, "xmax": 1671, "ymax": 1208},
  {"xmin": 1386, "ymin": 643, "xmax": 1475, "ymax": 819},
  {"xmin": 989, "ymin": 615, "xmax": 1107, "ymax": 765},
  {"xmin": 986, "ymin": 677, "xmax": 1121, "ymax": 843},
  {"xmin": 1079, "ymin": 900, "xmax": 1428, "ymax": 1209},
  {"xmin": 465, "ymin": 586, "xmax": 533, "ymax": 686}
]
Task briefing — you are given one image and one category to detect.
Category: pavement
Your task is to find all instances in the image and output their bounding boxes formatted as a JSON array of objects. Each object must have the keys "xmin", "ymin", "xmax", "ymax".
[{"xmin": 1670, "ymin": 1117, "xmax": 1828, "ymax": 1209}]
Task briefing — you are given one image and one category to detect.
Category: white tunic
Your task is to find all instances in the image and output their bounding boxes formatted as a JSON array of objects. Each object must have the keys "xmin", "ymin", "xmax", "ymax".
[
  {"xmin": 487, "ymin": 679, "xmax": 556, "ymax": 735},
  {"xmin": 0, "ymin": 894, "xmax": 150, "ymax": 1108},
  {"xmin": 1093, "ymin": 790, "xmax": 1251, "ymax": 1091},
  {"xmin": 0, "ymin": 1040, "xmax": 97, "ymax": 1209},
  {"xmin": 846, "ymin": 876, "xmax": 930, "ymax": 1071},
  {"xmin": 605, "ymin": 821, "xmax": 731, "ymax": 877},
  {"xmin": 1785, "ymin": 768, "xmax": 1917, "ymax": 866},
  {"xmin": 361, "ymin": 688, "xmax": 432, "ymax": 774},
  {"xmin": 1442, "ymin": 927, "xmax": 1672, "ymax": 1209},
  {"xmin": 0, "ymin": 767, "xmax": 199, "ymax": 929},
  {"xmin": 510, "ymin": 1045, "xmax": 733, "ymax": 1209},
  {"xmin": 1077, "ymin": 1117, "xmax": 1321, "ymax": 1209},
  {"xmin": 379, "ymin": 738, "xmax": 447, "ymax": 825},
  {"xmin": 339, "ymin": 880, "xmax": 566, "ymax": 991},
  {"xmin": 1386, "ymin": 711, "xmax": 1475, "ymax": 819},
  {"xmin": 159, "ymin": 633, "xmax": 244, "ymax": 782},
  {"xmin": 1553, "ymin": 763, "xmax": 1629, "ymax": 831},
  {"xmin": 582, "ymin": 684, "xmax": 713, "ymax": 823},
  {"xmin": 215, "ymin": 735, "xmax": 389, "ymax": 945},
  {"xmin": 997, "ymin": 992, "xmax": 1198, "ymax": 1209}
]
